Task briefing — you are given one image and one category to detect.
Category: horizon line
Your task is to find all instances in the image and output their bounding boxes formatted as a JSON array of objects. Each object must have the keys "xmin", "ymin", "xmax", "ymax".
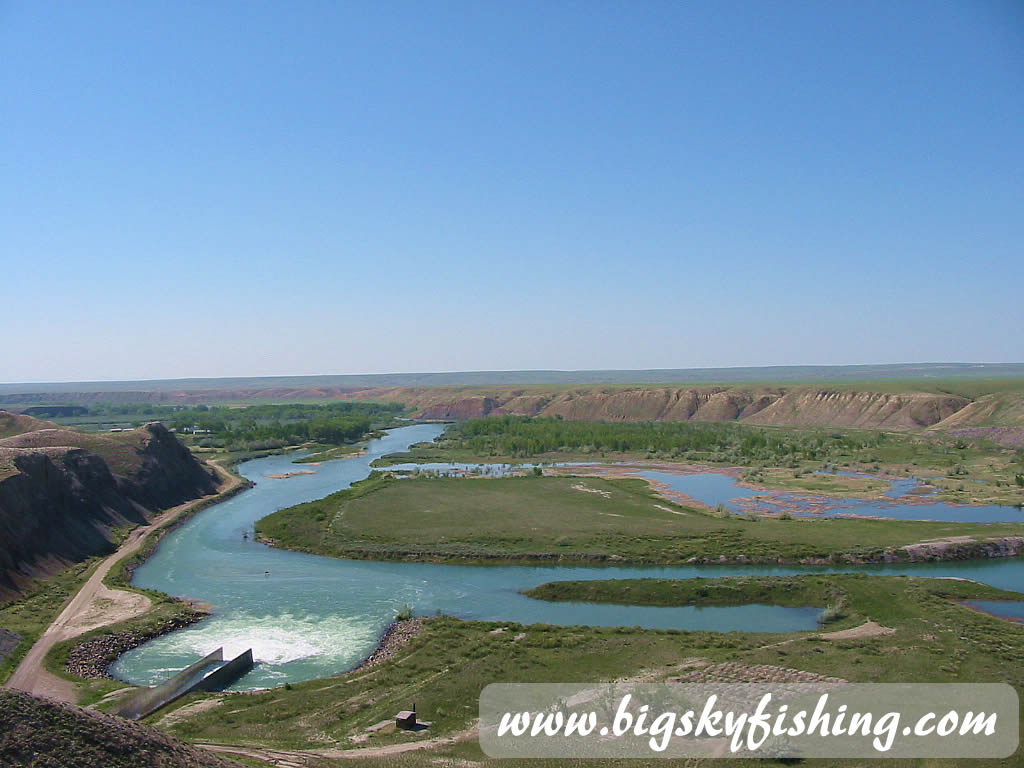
[{"xmin": 3, "ymin": 361, "xmax": 1024, "ymax": 389}]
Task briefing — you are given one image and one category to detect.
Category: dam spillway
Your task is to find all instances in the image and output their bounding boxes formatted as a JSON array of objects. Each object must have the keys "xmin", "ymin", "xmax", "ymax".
[{"xmin": 116, "ymin": 647, "xmax": 254, "ymax": 720}]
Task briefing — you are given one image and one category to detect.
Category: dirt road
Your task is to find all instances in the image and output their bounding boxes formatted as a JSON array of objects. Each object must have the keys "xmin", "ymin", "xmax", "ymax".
[
  {"xmin": 4, "ymin": 461, "xmax": 243, "ymax": 703},
  {"xmin": 195, "ymin": 725, "xmax": 478, "ymax": 766}
]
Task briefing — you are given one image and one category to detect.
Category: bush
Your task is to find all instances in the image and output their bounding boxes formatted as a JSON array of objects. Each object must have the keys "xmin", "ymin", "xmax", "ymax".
[{"xmin": 819, "ymin": 601, "xmax": 848, "ymax": 624}]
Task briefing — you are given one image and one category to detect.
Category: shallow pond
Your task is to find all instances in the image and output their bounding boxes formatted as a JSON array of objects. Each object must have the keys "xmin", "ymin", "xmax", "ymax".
[{"xmin": 641, "ymin": 469, "xmax": 1024, "ymax": 523}]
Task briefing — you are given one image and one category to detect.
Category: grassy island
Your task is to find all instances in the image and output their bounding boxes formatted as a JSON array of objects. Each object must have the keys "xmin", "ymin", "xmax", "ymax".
[{"xmin": 256, "ymin": 473, "xmax": 1024, "ymax": 565}]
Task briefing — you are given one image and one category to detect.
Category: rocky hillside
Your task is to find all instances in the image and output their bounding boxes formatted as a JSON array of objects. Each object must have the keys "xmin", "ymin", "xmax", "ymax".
[
  {"xmin": 337, "ymin": 385, "xmax": 981, "ymax": 429},
  {"xmin": 0, "ymin": 413, "xmax": 218, "ymax": 600},
  {"xmin": 0, "ymin": 689, "xmax": 236, "ymax": 768}
]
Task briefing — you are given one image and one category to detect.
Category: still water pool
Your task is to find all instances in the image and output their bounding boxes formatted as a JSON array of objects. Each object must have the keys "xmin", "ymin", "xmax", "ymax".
[{"xmin": 641, "ymin": 470, "xmax": 1024, "ymax": 522}]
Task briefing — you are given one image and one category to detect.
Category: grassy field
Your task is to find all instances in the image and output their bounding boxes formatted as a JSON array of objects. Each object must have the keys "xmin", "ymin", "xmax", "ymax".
[
  {"xmin": 255, "ymin": 474, "xmax": 1024, "ymax": 565},
  {"xmin": 153, "ymin": 574, "xmax": 1024, "ymax": 767}
]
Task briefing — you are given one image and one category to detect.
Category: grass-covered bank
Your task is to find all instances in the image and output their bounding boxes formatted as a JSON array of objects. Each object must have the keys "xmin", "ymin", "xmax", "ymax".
[
  {"xmin": 524, "ymin": 573, "xmax": 1024, "ymax": 611},
  {"xmin": 526, "ymin": 574, "xmax": 849, "ymax": 609},
  {"xmin": 0, "ymin": 561, "xmax": 96, "ymax": 685},
  {"xmin": 255, "ymin": 473, "xmax": 1024, "ymax": 565},
  {"xmin": 155, "ymin": 574, "xmax": 1024, "ymax": 767}
]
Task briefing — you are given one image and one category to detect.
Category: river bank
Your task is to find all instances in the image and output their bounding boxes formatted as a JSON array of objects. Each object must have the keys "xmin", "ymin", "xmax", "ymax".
[
  {"xmin": 64, "ymin": 604, "xmax": 209, "ymax": 679},
  {"xmin": 348, "ymin": 617, "xmax": 430, "ymax": 674}
]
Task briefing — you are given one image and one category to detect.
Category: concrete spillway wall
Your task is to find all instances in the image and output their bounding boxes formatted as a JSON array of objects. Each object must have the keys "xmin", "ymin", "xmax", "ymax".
[
  {"xmin": 115, "ymin": 647, "xmax": 254, "ymax": 720},
  {"xmin": 115, "ymin": 648, "xmax": 224, "ymax": 720},
  {"xmin": 196, "ymin": 648, "xmax": 254, "ymax": 692}
]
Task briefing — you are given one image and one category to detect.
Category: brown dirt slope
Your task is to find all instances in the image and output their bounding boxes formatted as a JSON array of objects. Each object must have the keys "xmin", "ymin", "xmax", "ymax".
[
  {"xmin": 0, "ymin": 689, "xmax": 236, "ymax": 768},
  {"xmin": 740, "ymin": 390, "xmax": 969, "ymax": 429},
  {"xmin": 0, "ymin": 428, "xmax": 148, "ymax": 477},
  {"xmin": 932, "ymin": 392, "xmax": 1024, "ymax": 429},
  {"xmin": 0, "ymin": 412, "xmax": 57, "ymax": 439}
]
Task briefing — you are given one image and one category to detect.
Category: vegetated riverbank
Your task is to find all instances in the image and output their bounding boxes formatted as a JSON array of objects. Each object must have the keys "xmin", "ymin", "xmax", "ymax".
[
  {"xmin": 375, "ymin": 416, "xmax": 1024, "ymax": 507},
  {"xmin": 0, "ymin": 562, "xmax": 94, "ymax": 686},
  {"xmin": 155, "ymin": 574, "xmax": 1024, "ymax": 762},
  {"xmin": 188, "ymin": 427, "xmax": 388, "ymax": 486},
  {"xmin": 192, "ymin": 433, "xmax": 382, "ymax": 472},
  {"xmin": 19, "ymin": 421, "xmax": 1015, "ymax": 767},
  {"xmin": 51, "ymin": 424, "xmax": 1024, "ymax": 764},
  {"xmin": 255, "ymin": 473, "xmax": 1024, "ymax": 566},
  {"xmin": 524, "ymin": 573, "xmax": 1024, "ymax": 609}
]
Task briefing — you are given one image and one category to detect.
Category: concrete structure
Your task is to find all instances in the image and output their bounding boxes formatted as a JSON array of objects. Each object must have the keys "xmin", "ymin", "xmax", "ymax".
[
  {"xmin": 115, "ymin": 647, "xmax": 254, "ymax": 720},
  {"xmin": 195, "ymin": 648, "xmax": 254, "ymax": 692}
]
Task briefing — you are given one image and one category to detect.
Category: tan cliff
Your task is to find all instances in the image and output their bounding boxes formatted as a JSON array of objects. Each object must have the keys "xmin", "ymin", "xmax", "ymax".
[
  {"xmin": 336, "ymin": 385, "xmax": 978, "ymax": 430},
  {"xmin": 740, "ymin": 390, "xmax": 970, "ymax": 429}
]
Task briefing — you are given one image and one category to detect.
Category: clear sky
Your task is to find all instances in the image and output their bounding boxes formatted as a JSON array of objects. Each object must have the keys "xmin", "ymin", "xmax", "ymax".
[{"xmin": 1, "ymin": 0, "xmax": 1022, "ymax": 383}]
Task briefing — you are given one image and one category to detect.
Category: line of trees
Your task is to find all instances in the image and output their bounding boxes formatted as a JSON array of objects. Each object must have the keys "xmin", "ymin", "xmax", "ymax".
[
  {"xmin": 446, "ymin": 415, "xmax": 885, "ymax": 464},
  {"xmin": 53, "ymin": 401, "xmax": 406, "ymax": 449},
  {"xmin": 166, "ymin": 402, "xmax": 405, "ymax": 447}
]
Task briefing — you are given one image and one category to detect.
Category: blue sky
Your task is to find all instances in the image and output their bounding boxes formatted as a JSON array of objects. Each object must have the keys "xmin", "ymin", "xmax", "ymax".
[{"xmin": 1, "ymin": 0, "xmax": 1021, "ymax": 382}]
